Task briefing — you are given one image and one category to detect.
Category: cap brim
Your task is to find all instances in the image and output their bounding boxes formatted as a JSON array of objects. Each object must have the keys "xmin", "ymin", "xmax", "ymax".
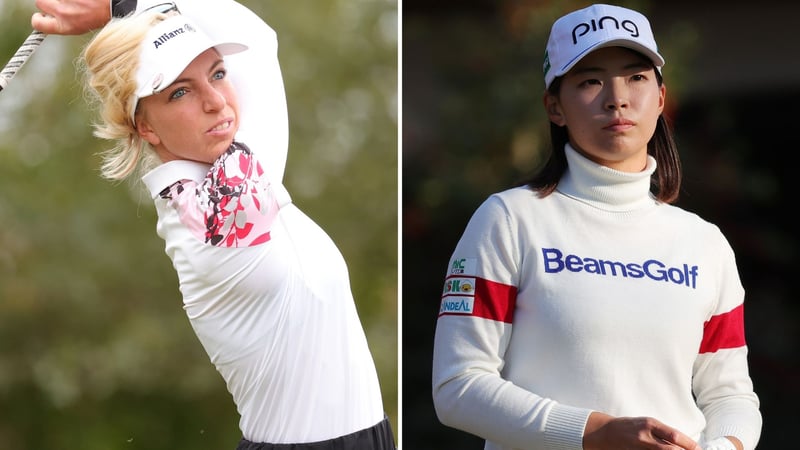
[
  {"xmin": 555, "ymin": 39, "xmax": 665, "ymax": 80},
  {"xmin": 135, "ymin": 41, "xmax": 248, "ymax": 98}
]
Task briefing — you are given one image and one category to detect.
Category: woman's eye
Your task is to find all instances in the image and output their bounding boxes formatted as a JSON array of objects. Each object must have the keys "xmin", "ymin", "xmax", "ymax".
[
  {"xmin": 213, "ymin": 69, "xmax": 226, "ymax": 81},
  {"xmin": 169, "ymin": 87, "xmax": 187, "ymax": 100},
  {"xmin": 580, "ymin": 78, "xmax": 601, "ymax": 87}
]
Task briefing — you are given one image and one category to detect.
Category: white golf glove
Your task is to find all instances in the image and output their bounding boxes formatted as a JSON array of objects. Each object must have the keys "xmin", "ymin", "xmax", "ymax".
[{"xmin": 702, "ymin": 437, "xmax": 737, "ymax": 450}]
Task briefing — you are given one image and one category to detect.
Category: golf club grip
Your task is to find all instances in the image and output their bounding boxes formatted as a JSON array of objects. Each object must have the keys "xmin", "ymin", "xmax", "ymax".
[{"xmin": 0, "ymin": 30, "xmax": 47, "ymax": 92}]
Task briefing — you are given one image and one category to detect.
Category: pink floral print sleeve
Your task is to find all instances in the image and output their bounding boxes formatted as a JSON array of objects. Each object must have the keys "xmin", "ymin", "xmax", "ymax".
[{"xmin": 157, "ymin": 141, "xmax": 280, "ymax": 247}]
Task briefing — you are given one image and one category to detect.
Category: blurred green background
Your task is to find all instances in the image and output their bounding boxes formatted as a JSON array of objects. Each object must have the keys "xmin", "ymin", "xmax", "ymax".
[
  {"xmin": 404, "ymin": 0, "xmax": 798, "ymax": 449},
  {"xmin": 0, "ymin": 0, "xmax": 397, "ymax": 448}
]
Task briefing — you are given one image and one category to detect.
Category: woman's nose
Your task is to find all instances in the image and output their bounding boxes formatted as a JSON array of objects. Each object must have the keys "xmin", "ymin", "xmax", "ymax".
[
  {"xmin": 604, "ymin": 82, "xmax": 629, "ymax": 111},
  {"xmin": 203, "ymin": 85, "xmax": 226, "ymax": 112}
]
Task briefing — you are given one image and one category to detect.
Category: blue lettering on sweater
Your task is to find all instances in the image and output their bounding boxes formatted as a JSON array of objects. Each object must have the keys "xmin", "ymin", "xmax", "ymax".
[
  {"xmin": 542, "ymin": 248, "xmax": 698, "ymax": 289},
  {"xmin": 440, "ymin": 297, "xmax": 474, "ymax": 314}
]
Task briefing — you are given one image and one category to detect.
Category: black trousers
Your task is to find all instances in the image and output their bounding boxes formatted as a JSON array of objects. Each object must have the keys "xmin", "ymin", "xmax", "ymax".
[{"xmin": 236, "ymin": 416, "xmax": 396, "ymax": 450}]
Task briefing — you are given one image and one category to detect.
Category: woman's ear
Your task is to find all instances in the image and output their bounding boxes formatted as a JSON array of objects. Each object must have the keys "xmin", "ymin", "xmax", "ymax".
[
  {"xmin": 543, "ymin": 92, "xmax": 566, "ymax": 126},
  {"xmin": 657, "ymin": 83, "xmax": 666, "ymax": 114},
  {"xmin": 136, "ymin": 115, "xmax": 161, "ymax": 147}
]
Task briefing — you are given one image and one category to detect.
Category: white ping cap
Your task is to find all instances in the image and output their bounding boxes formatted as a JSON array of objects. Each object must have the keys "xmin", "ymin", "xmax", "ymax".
[{"xmin": 543, "ymin": 4, "xmax": 665, "ymax": 88}]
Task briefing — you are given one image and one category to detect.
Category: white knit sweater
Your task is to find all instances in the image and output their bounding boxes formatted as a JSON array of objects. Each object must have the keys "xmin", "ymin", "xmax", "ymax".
[{"xmin": 432, "ymin": 144, "xmax": 762, "ymax": 450}]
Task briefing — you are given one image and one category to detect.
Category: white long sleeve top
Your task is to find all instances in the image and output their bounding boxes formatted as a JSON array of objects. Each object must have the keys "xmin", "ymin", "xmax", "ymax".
[
  {"xmin": 137, "ymin": 0, "xmax": 385, "ymax": 443},
  {"xmin": 432, "ymin": 144, "xmax": 762, "ymax": 450}
]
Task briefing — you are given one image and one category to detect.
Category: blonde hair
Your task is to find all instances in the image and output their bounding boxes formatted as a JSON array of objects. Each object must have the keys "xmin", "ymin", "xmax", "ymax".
[{"xmin": 79, "ymin": 12, "xmax": 170, "ymax": 181}]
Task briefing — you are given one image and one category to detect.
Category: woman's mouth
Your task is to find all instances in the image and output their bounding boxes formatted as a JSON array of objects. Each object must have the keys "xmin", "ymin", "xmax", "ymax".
[
  {"xmin": 209, "ymin": 120, "xmax": 233, "ymax": 133},
  {"xmin": 603, "ymin": 118, "xmax": 635, "ymax": 132}
]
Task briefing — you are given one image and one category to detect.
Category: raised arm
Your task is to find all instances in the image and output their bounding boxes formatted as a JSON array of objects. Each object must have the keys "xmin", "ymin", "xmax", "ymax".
[{"xmin": 31, "ymin": 0, "xmax": 136, "ymax": 34}]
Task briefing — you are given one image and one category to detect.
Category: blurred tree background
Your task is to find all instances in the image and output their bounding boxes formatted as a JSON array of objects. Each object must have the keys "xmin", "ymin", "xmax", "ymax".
[
  {"xmin": 0, "ymin": 0, "xmax": 397, "ymax": 448},
  {"xmin": 403, "ymin": 0, "xmax": 798, "ymax": 449}
]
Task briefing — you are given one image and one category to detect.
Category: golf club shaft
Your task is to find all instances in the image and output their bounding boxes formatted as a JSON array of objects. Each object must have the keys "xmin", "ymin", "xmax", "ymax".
[{"xmin": 0, "ymin": 30, "xmax": 47, "ymax": 92}]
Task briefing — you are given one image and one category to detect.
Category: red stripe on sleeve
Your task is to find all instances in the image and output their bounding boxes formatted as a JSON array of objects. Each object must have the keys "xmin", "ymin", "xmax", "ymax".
[
  {"xmin": 472, "ymin": 277, "xmax": 517, "ymax": 323},
  {"xmin": 699, "ymin": 303, "xmax": 746, "ymax": 353}
]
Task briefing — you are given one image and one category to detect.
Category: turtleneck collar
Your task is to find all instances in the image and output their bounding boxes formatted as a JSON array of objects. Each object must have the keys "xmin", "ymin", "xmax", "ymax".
[{"xmin": 556, "ymin": 143, "xmax": 657, "ymax": 212}]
